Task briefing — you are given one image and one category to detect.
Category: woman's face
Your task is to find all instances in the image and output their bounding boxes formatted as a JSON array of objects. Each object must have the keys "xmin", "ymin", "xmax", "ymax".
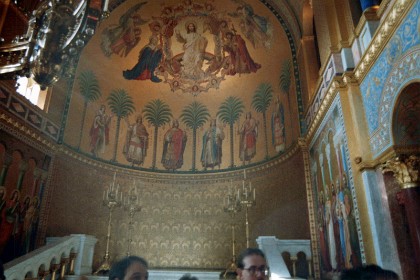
[{"xmin": 123, "ymin": 262, "xmax": 148, "ymax": 280}]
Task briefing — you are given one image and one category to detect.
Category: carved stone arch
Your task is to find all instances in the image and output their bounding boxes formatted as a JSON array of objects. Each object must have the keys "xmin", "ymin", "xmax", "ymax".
[
  {"xmin": 24, "ymin": 271, "xmax": 35, "ymax": 279},
  {"xmin": 391, "ymin": 82, "xmax": 420, "ymax": 147},
  {"xmin": 60, "ymin": 251, "xmax": 67, "ymax": 258},
  {"xmin": 49, "ymin": 256, "xmax": 58, "ymax": 268},
  {"xmin": 370, "ymin": 47, "xmax": 420, "ymax": 157},
  {"xmin": 38, "ymin": 263, "xmax": 47, "ymax": 277},
  {"xmin": 296, "ymin": 251, "xmax": 310, "ymax": 278}
]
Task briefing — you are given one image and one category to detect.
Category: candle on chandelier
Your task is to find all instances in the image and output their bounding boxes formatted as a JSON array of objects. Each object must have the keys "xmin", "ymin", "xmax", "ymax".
[{"xmin": 103, "ymin": 0, "xmax": 110, "ymax": 12}]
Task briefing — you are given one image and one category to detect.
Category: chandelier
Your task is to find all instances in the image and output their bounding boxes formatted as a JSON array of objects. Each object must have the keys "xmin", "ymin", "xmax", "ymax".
[{"xmin": 0, "ymin": 0, "xmax": 107, "ymax": 89}]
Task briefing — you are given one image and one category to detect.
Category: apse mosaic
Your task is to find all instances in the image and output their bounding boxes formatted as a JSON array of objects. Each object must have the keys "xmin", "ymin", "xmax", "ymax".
[
  {"xmin": 309, "ymin": 97, "xmax": 364, "ymax": 277},
  {"xmin": 360, "ymin": 1, "xmax": 419, "ymax": 152},
  {"xmin": 64, "ymin": 0, "xmax": 300, "ymax": 172},
  {"xmin": 106, "ymin": 0, "xmax": 271, "ymax": 95}
]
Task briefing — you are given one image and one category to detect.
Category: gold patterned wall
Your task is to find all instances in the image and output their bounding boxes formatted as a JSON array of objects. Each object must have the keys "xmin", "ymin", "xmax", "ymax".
[{"xmin": 46, "ymin": 145, "xmax": 309, "ymax": 270}]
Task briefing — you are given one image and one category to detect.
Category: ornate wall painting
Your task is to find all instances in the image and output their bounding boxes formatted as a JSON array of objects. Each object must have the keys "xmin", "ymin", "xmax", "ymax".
[
  {"xmin": 0, "ymin": 131, "xmax": 48, "ymax": 263},
  {"xmin": 360, "ymin": 2, "xmax": 419, "ymax": 157},
  {"xmin": 309, "ymin": 97, "xmax": 365, "ymax": 277},
  {"xmin": 64, "ymin": 0, "xmax": 301, "ymax": 172},
  {"xmin": 106, "ymin": 0, "xmax": 270, "ymax": 95}
]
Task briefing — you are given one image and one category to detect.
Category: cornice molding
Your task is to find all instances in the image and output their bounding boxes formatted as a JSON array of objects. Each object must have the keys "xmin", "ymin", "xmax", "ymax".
[
  {"xmin": 0, "ymin": 110, "xmax": 56, "ymax": 155},
  {"xmin": 57, "ymin": 141, "xmax": 303, "ymax": 185},
  {"xmin": 304, "ymin": 76, "xmax": 341, "ymax": 143}
]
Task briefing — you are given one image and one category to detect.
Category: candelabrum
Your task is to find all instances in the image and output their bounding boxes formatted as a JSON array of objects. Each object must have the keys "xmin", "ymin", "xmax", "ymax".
[
  {"xmin": 238, "ymin": 170, "xmax": 256, "ymax": 248},
  {"xmin": 94, "ymin": 173, "xmax": 123, "ymax": 275},
  {"xmin": 222, "ymin": 180, "xmax": 242, "ymax": 279},
  {"xmin": 123, "ymin": 183, "xmax": 142, "ymax": 256}
]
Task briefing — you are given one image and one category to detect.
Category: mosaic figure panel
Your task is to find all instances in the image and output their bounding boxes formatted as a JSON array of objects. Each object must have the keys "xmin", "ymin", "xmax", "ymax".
[
  {"xmin": 0, "ymin": 131, "xmax": 50, "ymax": 263},
  {"xmin": 309, "ymin": 97, "xmax": 364, "ymax": 277}
]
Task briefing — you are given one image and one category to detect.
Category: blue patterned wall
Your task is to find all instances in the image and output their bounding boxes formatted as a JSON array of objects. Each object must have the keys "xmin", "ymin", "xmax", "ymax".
[{"xmin": 360, "ymin": 1, "xmax": 420, "ymax": 157}]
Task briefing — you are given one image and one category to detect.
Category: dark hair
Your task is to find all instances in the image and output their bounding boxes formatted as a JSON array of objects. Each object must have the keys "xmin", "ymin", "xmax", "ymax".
[
  {"xmin": 340, "ymin": 264, "xmax": 399, "ymax": 280},
  {"xmin": 179, "ymin": 273, "xmax": 198, "ymax": 280},
  {"xmin": 236, "ymin": 248, "xmax": 266, "ymax": 269},
  {"xmin": 109, "ymin": 256, "xmax": 148, "ymax": 280},
  {"xmin": 0, "ymin": 259, "xmax": 5, "ymax": 280}
]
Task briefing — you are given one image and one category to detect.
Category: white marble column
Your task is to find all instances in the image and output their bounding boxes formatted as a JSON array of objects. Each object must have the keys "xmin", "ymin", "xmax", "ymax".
[{"xmin": 361, "ymin": 168, "xmax": 402, "ymax": 275}]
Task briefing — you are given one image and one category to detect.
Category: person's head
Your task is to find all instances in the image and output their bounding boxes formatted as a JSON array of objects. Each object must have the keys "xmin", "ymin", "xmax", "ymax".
[
  {"xmin": 109, "ymin": 256, "xmax": 148, "ymax": 280},
  {"xmin": 236, "ymin": 248, "xmax": 269, "ymax": 280},
  {"xmin": 225, "ymin": 32, "xmax": 234, "ymax": 40},
  {"xmin": 340, "ymin": 264, "xmax": 399, "ymax": 280},
  {"xmin": 179, "ymin": 273, "xmax": 198, "ymax": 280},
  {"xmin": 136, "ymin": 115, "xmax": 143, "ymax": 124},
  {"xmin": 149, "ymin": 35, "xmax": 158, "ymax": 45},
  {"xmin": 172, "ymin": 120, "xmax": 179, "ymax": 128},
  {"xmin": 187, "ymin": 22, "xmax": 196, "ymax": 33}
]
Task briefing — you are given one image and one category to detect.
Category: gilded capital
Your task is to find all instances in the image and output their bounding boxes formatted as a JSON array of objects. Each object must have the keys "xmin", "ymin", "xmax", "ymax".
[{"xmin": 382, "ymin": 155, "xmax": 419, "ymax": 189}]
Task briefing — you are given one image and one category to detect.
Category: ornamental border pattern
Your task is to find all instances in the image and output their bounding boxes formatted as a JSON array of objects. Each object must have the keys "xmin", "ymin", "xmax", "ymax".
[{"xmin": 371, "ymin": 47, "xmax": 420, "ymax": 157}]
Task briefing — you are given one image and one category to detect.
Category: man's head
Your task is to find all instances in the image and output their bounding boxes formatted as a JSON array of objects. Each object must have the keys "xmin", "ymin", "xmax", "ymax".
[
  {"xmin": 187, "ymin": 22, "xmax": 196, "ymax": 33},
  {"xmin": 109, "ymin": 256, "xmax": 148, "ymax": 280},
  {"xmin": 236, "ymin": 248, "xmax": 269, "ymax": 280}
]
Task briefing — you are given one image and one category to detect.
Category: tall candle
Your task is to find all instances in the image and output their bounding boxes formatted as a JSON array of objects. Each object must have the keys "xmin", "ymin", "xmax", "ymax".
[{"xmin": 103, "ymin": 0, "xmax": 110, "ymax": 12}]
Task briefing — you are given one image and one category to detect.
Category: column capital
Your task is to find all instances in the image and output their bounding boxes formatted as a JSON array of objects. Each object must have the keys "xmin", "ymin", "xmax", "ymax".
[{"xmin": 382, "ymin": 155, "xmax": 419, "ymax": 189}]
